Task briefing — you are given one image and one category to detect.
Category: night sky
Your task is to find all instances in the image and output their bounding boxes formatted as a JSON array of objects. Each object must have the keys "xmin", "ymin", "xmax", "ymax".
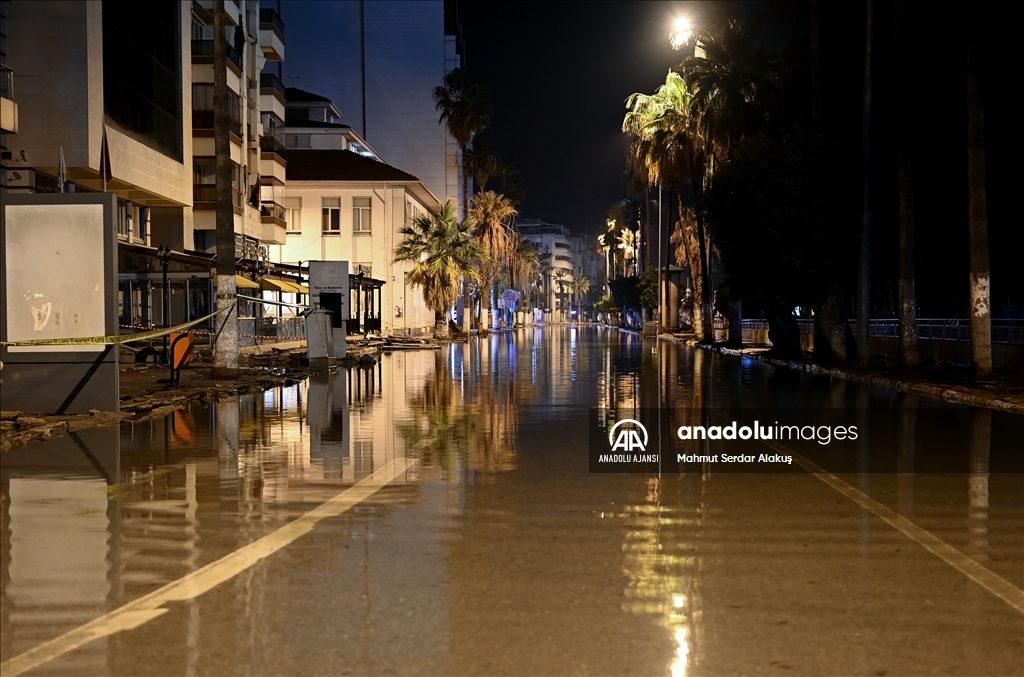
[
  {"xmin": 282, "ymin": 1, "xmax": 1018, "ymax": 315},
  {"xmin": 456, "ymin": 1, "xmax": 688, "ymax": 233}
]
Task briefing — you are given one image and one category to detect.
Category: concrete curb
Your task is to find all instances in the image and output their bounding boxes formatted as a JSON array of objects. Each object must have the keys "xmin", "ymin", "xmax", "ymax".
[{"xmin": 689, "ymin": 341, "xmax": 1024, "ymax": 415}]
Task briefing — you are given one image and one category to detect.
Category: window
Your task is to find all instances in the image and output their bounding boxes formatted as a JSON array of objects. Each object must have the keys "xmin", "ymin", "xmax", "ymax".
[
  {"xmin": 285, "ymin": 197, "xmax": 302, "ymax": 234},
  {"xmin": 322, "ymin": 198, "xmax": 340, "ymax": 233},
  {"xmin": 285, "ymin": 134, "xmax": 310, "ymax": 148},
  {"xmin": 353, "ymin": 197, "xmax": 371, "ymax": 233}
]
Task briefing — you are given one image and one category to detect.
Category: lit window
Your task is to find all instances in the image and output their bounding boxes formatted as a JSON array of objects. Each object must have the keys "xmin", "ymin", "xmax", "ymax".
[
  {"xmin": 322, "ymin": 197, "xmax": 340, "ymax": 233},
  {"xmin": 353, "ymin": 197, "xmax": 371, "ymax": 233}
]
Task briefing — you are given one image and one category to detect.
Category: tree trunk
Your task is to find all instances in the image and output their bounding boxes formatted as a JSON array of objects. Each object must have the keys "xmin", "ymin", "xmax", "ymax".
[
  {"xmin": 461, "ymin": 143, "xmax": 472, "ymax": 335},
  {"xmin": 855, "ymin": 0, "xmax": 874, "ymax": 368},
  {"xmin": 816, "ymin": 279, "xmax": 850, "ymax": 365},
  {"xmin": 895, "ymin": 0, "xmax": 919, "ymax": 370},
  {"xmin": 433, "ymin": 311, "xmax": 447, "ymax": 340},
  {"xmin": 967, "ymin": 24, "xmax": 993, "ymax": 381},
  {"xmin": 212, "ymin": 0, "xmax": 239, "ymax": 380}
]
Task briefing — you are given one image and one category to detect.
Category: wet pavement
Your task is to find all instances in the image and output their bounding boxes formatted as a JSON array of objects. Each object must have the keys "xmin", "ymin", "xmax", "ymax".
[{"xmin": 1, "ymin": 326, "xmax": 1022, "ymax": 676}]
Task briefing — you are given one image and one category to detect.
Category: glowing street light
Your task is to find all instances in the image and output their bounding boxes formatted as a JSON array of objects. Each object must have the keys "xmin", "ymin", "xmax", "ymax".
[{"xmin": 669, "ymin": 16, "xmax": 693, "ymax": 50}]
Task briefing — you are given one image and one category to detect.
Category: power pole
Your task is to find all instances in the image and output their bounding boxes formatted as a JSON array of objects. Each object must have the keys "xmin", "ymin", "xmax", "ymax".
[
  {"xmin": 855, "ymin": 0, "xmax": 874, "ymax": 368},
  {"xmin": 212, "ymin": 0, "xmax": 240, "ymax": 379}
]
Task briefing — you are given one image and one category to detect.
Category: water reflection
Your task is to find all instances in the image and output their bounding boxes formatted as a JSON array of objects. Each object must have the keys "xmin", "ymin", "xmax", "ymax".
[{"xmin": 1, "ymin": 328, "xmax": 1021, "ymax": 676}]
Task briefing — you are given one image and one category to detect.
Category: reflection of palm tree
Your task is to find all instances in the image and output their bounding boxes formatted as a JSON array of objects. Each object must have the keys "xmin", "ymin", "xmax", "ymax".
[
  {"xmin": 538, "ymin": 249, "xmax": 553, "ymax": 315},
  {"xmin": 394, "ymin": 345, "xmax": 520, "ymax": 475},
  {"xmin": 393, "ymin": 201, "xmax": 483, "ymax": 338}
]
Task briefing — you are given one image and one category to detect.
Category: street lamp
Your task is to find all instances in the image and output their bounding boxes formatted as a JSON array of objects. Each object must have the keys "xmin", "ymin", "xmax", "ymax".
[
  {"xmin": 669, "ymin": 17, "xmax": 693, "ymax": 49},
  {"xmin": 156, "ymin": 245, "xmax": 171, "ymax": 362}
]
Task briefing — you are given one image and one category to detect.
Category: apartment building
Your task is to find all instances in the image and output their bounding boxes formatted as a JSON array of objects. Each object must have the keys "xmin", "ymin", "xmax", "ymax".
[{"xmin": 190, "ymin": 0, "xmax": 289, "ymax": 257}]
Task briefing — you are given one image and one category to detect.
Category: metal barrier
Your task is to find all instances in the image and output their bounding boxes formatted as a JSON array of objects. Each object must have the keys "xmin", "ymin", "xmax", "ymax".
[{"xmin": 740, "ymin": 318, "xmax": 1024, "ymax": 346}]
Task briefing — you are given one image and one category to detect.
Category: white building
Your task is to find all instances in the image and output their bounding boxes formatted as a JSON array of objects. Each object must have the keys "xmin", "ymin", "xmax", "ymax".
[
  {"xmin": 281, "ymin": 1, "xmax": 461, "ymax": 215},
  {"xmin": 277, "ymin": 149, "xmax": 441, "ymax": 336}
]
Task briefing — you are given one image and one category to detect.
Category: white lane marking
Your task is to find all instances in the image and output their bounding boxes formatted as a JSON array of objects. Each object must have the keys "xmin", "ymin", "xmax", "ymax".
[
  {"xmin": 764, "ymin": 440, "xmax": 1024, "ymax": 615},
  {"xmin": 0, "ymin": 458, "xmax": 416, "ymax": 677}
]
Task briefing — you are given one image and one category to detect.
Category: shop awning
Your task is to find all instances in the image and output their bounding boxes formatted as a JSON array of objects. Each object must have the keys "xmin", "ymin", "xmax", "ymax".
[
  {"xmin": 215, "ymin": 274, "xmax": 260, "ymax": 289},
  {"xmin": 260, "ymin": 277, "xmax": 306, "ymax": 294}
]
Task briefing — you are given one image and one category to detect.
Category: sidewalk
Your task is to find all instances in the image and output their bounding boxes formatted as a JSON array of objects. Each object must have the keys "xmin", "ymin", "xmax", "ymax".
[{"xmin": 677, "ymin": 337, "xmax": 1024, "ymax": 415}]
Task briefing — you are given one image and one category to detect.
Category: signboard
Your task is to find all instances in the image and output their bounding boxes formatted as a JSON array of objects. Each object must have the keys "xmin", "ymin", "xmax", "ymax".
[
  {"xmin": 1, "ymin": 193, "xmax": 119, "ymax": 413},
  {"xmin": 308, "ymin": 260, "xmax": 349, "ymax": 359}
]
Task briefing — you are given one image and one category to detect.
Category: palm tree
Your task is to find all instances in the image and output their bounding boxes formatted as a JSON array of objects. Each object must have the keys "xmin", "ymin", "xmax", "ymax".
[
  {"xmin": 393, "ymin": 201, "xmax": 483, "ymax": 339},
  {"xmin": 538, "ymin": 249, "xmax": 553, "ymax": 316},
  {"xmin": 468, "ymin": 191, "xmax": 517, "ymax": 328},
  {"xmin": 966, "ymin": 15, "xmax": 992, "ymax": 381},
  {"xmin": 617, "ymin": 228, "xmax": 638, "ymax": 277},
  {"xmin": 571, "ymin": 276, "xmax": 591, "ymax": 320},
  {"xmin": 509, "ymin": 234, "xmax": 539, "ymax": 323},
  {"xmin": 433, "ymin": 66, "xmax": 491, "ymax": 333},
  {"xmin": 894, "ymin": 0, "xmax": 919, "ymax": 370},
  {"xmin": 623, "ymin": 71, "xmax": 711, "ymax": 340},
  {"xmin": 674, "ymin": 13, "xmax": 776, "ymax": 344},
  {"xmin": 554, "ymin": 269, "xmax": 569, "ymax": 322},
  {"xmin": 466, "ymin": 140, "xmax": 500, "ymax": 195}
]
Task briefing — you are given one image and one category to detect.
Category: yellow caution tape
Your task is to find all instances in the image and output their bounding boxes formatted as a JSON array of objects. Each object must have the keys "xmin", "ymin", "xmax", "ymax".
[{"xmin": 0, "ymin": 302, "xmax": 237, "ymax": 347}]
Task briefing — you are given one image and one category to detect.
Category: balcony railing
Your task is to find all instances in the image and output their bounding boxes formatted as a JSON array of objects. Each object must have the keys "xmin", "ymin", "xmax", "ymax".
[
  {"xmin": 741, "ymin": 318, "xmax": 1024, "ymax": 346},
  {"xmin": 194, "ymin": 185, "xmax": 244, "ymax": 208},
  {"xmin": 261, "ymin": 201, "xmax": 286, "ymax": 221},
  {"xmin": 190, "ymin": 39, "xmax": 242, "ymax": 70},
  {"xmin": 259, "ymin": 72, "xmax": 287, "ymax": 100},
  {"xmin": 259, "ymin": 8, "xmax": 286, "ymax": 37},
  {"xmin": 0, "ymin": 64, "xmax": 13, "ymax": 99}
]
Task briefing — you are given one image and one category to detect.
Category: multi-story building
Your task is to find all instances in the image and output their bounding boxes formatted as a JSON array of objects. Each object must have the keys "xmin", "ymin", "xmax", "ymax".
[
  {"xmin": 3, "ymin": 1, "xmax": 297, "ymax": 333},
  {"xmin": 282, "ymin": 1, "xmax": 462, "ymax": 215},
  {"xmin": 515, "ymin": 218, "xmax": 575, "ymax": 316},
  {"xmin": 0, "ymin": 0, "xmax": 18, "ymax": 189},
  {"xmin": 190, "ymin": 0, "xmax": 289, "ymax": 257}
]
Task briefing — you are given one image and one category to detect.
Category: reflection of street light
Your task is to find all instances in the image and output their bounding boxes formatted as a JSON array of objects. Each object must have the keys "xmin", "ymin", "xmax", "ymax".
[{"xmin": 156, "ymin": 245, "xmax": 171, "ymax": 362}]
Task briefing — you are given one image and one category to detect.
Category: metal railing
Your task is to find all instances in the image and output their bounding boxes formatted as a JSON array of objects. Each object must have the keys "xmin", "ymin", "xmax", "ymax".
[
  {"xmin": 190, "ymin": 39, "xmax": 242, "ymax": 70},
  {"xmin": 259, "ymin": 8, "xmax": 286, "ymax": 36},
  {"xmin": 740, "ymin": 318, "xmax": 1024, "ymax": 346},
  {"xmin": 0, "ymin": 64, "xmax": 13, "ymax": 99},
  {"xmin": 259, "ymin": 73, "xmax": 287, "ymax": 100}
]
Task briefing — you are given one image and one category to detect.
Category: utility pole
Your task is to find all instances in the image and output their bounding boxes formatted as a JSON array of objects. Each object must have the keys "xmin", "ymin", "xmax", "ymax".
[
  {"xmin": 855, "ymin": 0, "xmax": 874, "ymax": 368},
  {"xmin": 212, "ymin": 0, "xmax": 240, "ymax": 379}
]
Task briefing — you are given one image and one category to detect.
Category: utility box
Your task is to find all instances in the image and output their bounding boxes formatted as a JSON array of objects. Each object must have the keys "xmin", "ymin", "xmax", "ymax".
[{"xmin": 305, "ymin": 309, "xmax": 336, "ymax": 369}]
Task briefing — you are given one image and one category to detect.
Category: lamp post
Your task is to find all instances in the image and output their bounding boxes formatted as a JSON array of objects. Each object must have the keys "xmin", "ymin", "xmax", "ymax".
[{"xmin": 157, "ymin": 245, "xmax": 171, "ymax": 362}]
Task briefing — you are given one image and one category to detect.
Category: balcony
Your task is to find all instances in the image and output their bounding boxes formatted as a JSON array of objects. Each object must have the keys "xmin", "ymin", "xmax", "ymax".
[
  {"xmin": 259, "ymin": 73, "xmax": 286, "ymax": 103},
  {"xmin": 1, "ymin": 65, "xmax": 18, "ymax": 134},
  {"xmin": 194, "ymin": 185, "xmax": 244, "ymax": 210},
  {"xmin": 259, "ymin": 9, "xmax": 286, "ymax": 62},
  {"xmin": 191, "ymin": 39, "xmax": 242, "ymax": 74}
]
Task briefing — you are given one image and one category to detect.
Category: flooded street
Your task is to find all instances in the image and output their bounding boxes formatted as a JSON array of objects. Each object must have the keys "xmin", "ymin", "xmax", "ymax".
[{"xmin": 2, "ymin": 326, "xmax": 1022, "ymax": 676}]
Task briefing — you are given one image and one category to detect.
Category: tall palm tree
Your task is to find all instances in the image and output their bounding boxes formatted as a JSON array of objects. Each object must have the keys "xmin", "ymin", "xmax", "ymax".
[
  {"xmin": 433, "ymin": 66, "xmax": 491, "ymax": 333},
  {"xmin": 966, "ymin": 14, "xmax": 992, "ymax": 381},
  {"xmin": 674, "ymin": 14, "xmax": 776, "ymax": 344},
  {"xmin": 509, "ymin": 234, "xmax": 539, "ymax": 324},
  {"xmin": 623, "ymin": 70, "xmax": 711, "ymax": 340},
  {"xmin": 894, "ymin": 0, "xmax": 919, "ymax": 370},
  {"xmin": 571, "ymin": 276, "xmax": 591, "ymax": 320},
  {"xmin": 554, "ymin": 269, "xmax": 569, "ymax": 322},
  {"xmin": 538, "ymin": 249, "xmax": 553, "ymax": 315},
  {"xmin": 617, "ymin": 228, "xmax": 638, "ymax": 277},
  {"xmin": 466, "ymin": 140, "xmax": 500, "ymax": 195},
  {"xmin": 468, "ymin": 191, "xmax": 517, "ymax": 328},
  {"xmin": 394, "ymin": 201, "xmax": 483, "ymax": 339}
]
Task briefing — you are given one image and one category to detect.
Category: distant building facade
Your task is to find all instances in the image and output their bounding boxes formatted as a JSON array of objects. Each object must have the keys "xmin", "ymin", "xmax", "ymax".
[
  {"xmin": 278, "ymin": 149, "xmax": 441, "ymax": 336},
  {"xmin": 282, "ymin": 1, "xmax": 461, "ymax": 214}
]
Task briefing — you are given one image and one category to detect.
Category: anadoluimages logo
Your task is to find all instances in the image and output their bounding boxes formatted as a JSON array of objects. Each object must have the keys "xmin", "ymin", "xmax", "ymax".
[{"xmin": 608, "ymin": 419, "xmax": 648, "ymax": 452}]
